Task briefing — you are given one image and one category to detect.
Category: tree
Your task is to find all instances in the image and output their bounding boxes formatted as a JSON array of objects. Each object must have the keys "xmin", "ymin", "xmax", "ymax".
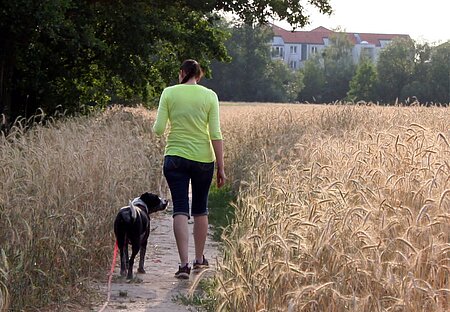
[
  {"xmin": 428, "ymin": 41, "xmax": 450, "ymax": 103},
  {"xmin": 0, "ymin": 1, "xmax": 229, "ymax": 123},
  {"xmin": 322, "ymin": 31, "xmax": 355, "ymax": 102},
  {"xmin": 298, "ymin": 55, "xmax": 325, "ymax": 102},
  {"xmin": 203, "ymin": 23, "xmax": 271, "ymax": 101},
  {"xmin": 204, "ymin": 23, "xmax": 303, "ymax": 103},
  {"xmin": 209, "ymin": 0, "xmax": 332, "ymax": 27},
  {"xmin": 347, "ymin": 59, "xmax": 377, "ymax": 102},
  {"xmin": 400, "ymin": 42, "xmax": 433, "ymax": 103},
  {"xmin": 376, "ymin": 37, "xmax": 415, "ymax": 103},
  {"xmin": 0, "ymin": 0, "xmax": 333, "ymax": 124},
  {"xmin": 264, "ymin": 60, "xmax": 304, "ymax": 102}
]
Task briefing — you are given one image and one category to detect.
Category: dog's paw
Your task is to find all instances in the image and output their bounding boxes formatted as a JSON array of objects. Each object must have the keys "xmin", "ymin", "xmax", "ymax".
[{"xmin": 137, "ymin": 268, "xmax": 146, "ymax": 274}]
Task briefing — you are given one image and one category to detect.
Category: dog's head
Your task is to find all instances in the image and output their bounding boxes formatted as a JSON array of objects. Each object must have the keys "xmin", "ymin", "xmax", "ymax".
[{"xmin": 139, "ymin": 192, "xmax": 168, "ymax": 214}]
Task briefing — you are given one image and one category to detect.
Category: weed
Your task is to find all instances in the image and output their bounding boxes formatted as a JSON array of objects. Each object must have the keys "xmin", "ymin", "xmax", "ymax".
[
  {"xmin": 174, "ymin": 278, "xmax": 218, "ymax": 312},
  {"xmin": 208, "ymin": 185, "xmax": 236, "ymax": 241}
]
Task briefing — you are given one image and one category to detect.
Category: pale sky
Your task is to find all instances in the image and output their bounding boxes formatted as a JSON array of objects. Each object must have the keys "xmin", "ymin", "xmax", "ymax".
[{"xmin": 275, "ymin": 0, "xmax": 449, "ymax": 44}]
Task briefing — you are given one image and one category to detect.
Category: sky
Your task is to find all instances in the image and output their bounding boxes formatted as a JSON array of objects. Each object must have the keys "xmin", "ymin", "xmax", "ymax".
[{"xmin": 274, "ymin": 0, "xmax": 449, "ymax": 44}]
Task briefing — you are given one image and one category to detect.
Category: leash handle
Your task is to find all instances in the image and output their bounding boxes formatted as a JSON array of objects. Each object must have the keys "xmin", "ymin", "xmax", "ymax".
[{"xmin": 98, "ymin": 240, "xmax": 118, "ymax": 312}]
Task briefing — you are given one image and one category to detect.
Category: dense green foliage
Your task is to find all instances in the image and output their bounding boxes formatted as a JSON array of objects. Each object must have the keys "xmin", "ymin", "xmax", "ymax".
[
  {"xmin": 0, "ymin": 1, "xmax": 228, "ymax": 123},
  {"xmin": 428, "ymin": 42, "xmax": 450, "ymax": 103},
  {"xmin": 207, "ymin": 25, "xmax": 449, "ymax": 105},
  {"xmin": 296, "ymin": 31, "xmax": 356, "ymax": 103},
  {"xmin": 204, "ymin": 23, "xmax": 303, "ymax": 102},
  {"xmin": 376, "ymin": 38, "xmax": 450, "ymax": 104},
  {"xmin": 0, "ymin": 0, "xmax": 333, "ymax": 126},
  {"xmin": 297, "ymin": 37, "xmax": 450, "ymax": 104},
  {"xmin": 347, "ymin": 59, "xmax": 378, "ymax": 101},
  {"xmin": 377, "ymin": 38, "xmax": 416, "ymax": 102},
  {"xmin": 5, "ymin": 0, "xmax": 446, "ymax": 115},
  {"xmin": 297, "ymin": 55, "xmax": 325, "ymax": 102},
  {"xmin": 322, "ymin": 32, "xmax": 356, "ymax": 102}
]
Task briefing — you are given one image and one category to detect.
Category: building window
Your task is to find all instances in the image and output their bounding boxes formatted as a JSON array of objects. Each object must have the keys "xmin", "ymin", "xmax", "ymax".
[
  {"xmin": 289, "ymin": 60, "xmax": 297, "ymax": 69},
  {"xmin": 272, "ymin": 46, "xmax": 284, "ymax": 58},
  {"xmin": 301, "ymin": 44, "xmax": 307, "ymax": 61},
  {"xmin": 290, "ymin": 46, "xmax": 297, "ymax": 54},
  {"xmin": 311, "ymin": 46, "xmax": 318, "ymax": 54},
  {"xmin": 361, "ymin": 47, "xmax": 374, "ymax": 61},
  {"xmin": 380, "ymin": 40, "xmax": 390, "ymax": 48}
]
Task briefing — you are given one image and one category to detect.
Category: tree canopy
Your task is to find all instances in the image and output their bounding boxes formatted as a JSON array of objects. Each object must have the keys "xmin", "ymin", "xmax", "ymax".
[
  {"xmin": 322, "ymin": 32, "xmax": 355, "ymax": 102},
  {"xmin": 297, "ymin": 55, "xmax": 325, "ymax": 102},
  {"xmin": 203, "ymin": 23, "xmax": 303, "ymax": 102},
  {"xmin": 0, "ymin": 0, "xmax": 333, "ymax": 126},
  {"xmin": 377, "ymin": 37, "xmax": 416, "ymax": 102},
  {"xmin": 347, "ymin": 59, "xmax": 377, "ymax": 102},
  {"xmin": 428, "ymin": 41, "xmax": 450, "ymax": 103}
]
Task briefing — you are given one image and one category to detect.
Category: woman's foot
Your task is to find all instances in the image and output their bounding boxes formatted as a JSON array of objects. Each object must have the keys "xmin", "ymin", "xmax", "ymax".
[
  {"xmin": 175, "ymin": 264, "xmax": 191, "ymax": 279},
  {"xmin": 193, "ymin": 255, "xmax": 209, "ymax": 271}
]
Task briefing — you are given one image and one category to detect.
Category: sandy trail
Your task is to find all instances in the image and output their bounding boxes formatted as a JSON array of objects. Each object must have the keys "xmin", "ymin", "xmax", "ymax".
[{"xmin": 92, "ymin": 208, "xmax": 220, "ymax": 312}]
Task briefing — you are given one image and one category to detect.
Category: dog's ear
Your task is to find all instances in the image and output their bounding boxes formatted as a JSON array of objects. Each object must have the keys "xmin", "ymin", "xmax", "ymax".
[{"xmin": 140, "ymin": 192, "xmax": 160, "ymax": 208}]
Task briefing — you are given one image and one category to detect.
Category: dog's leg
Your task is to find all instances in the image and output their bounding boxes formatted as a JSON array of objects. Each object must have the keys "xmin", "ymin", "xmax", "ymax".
[
  {"xmin": 124, "ymin": 234, "xmax": 130, "ymax": 270},
  {"xmin": 138, "ymin": 217, "xmax": 150, "ymax": 274},
  {"xmin": 138, "ymin": 237, "xmax": 148, "ymax": 274},
  {"xmin": 115, "ymin": 227, "xmax": 127, "ymax": 276},
  {"xmin": 127, "ymin": 240, "xmax": 140, "ymax": 279}
]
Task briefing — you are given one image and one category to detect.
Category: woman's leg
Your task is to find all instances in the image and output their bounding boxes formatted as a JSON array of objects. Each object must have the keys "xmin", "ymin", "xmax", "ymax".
[
  {"xmin": 190, "ymin": 161, "xmax": 214, "ymax": 263},
  {"xmin": 193, "ymin": 215, "xmax": 208, "ymax": 262},
  {"xmin": 163, "ymin": 156, "xmax": 190, "ymax": 267},
  {"xmin": 173, "ymin": 214, "xmax": 189, "ymax": 266}
]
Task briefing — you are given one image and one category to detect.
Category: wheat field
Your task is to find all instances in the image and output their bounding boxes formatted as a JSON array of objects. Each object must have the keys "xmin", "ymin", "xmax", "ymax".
[
  {"xmin": 0, "ymin": 103, "xmax": 449, "ymax": 311},
  {"xmin": 217, "ymin": 103, "xmax": 450, "ymax": 311},
  {"xmin": 0, "ymin": 107, "xmax": 166, "ymax": 311}
]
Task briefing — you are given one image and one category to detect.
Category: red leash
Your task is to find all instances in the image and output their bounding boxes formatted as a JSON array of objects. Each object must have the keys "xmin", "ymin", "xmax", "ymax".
[{"xmin": 98, "ymin": 240, "xmax": 118, "ymax": 312}]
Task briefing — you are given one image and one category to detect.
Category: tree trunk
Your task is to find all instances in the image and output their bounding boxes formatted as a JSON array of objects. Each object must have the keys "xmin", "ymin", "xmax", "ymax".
[{"xmin": 0, "ymin": 55, "xmax": 13, "ymax": 129}]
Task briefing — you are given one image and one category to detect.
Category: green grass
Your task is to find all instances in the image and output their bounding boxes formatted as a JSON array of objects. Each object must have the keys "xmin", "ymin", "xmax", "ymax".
[
  {"xmin": 208, "ymin": 184, "xmax": 235, "ymax": 241},
  {"xmin": 173, "ymin": 278, "xmax": 218, "ymax": 312}
]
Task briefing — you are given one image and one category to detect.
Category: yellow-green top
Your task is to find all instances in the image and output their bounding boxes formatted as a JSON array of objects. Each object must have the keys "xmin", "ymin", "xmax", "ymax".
[{"xmin": 153, "ymin": 84, "xmax": 222, "ymax": 163}]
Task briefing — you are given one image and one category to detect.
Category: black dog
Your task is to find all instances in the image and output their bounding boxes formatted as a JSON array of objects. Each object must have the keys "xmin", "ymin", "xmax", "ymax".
[{"xmin": 114, "ymin": 192, "xmax": 168, "ymax": 279}]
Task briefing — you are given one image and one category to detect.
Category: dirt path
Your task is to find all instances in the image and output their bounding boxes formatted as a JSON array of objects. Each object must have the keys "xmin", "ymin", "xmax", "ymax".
[{"xmin": 92, "ymin": 209, "xmax": 220, "ymax": 312}]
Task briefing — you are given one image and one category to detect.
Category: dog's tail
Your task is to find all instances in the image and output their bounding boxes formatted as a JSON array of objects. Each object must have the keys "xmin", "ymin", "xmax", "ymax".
[
  {"xmin": 129, "ymin": 200, "xmax": 137, "ymax": 220},
  {"xmin": 118, "ymin": 205, "xmax": 132, "ymax": 224}
]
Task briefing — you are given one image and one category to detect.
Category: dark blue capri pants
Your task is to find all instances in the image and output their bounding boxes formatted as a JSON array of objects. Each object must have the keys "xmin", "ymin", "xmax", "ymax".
[{"xmin": 163, "ymin": 155, "xmax": 214, "ymax": 218}]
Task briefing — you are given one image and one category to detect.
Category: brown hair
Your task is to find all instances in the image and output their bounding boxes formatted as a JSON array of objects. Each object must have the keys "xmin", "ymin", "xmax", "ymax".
[{"xmin": 179, "ymin": 59, "xmax": 203, "ymax": 84}]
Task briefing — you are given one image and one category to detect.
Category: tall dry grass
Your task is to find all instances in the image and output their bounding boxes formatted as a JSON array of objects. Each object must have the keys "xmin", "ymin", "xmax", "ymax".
[
  {"xmin": 1, "ymin": 102, "xmax": 449, "ymax": 311},
  {"xmin": 0, "ymin": 106, "xmax": 165, "ymax": 311},
  {"xmin": 216, "ymin": 103, "xmax": 450, "ymax": 311}
]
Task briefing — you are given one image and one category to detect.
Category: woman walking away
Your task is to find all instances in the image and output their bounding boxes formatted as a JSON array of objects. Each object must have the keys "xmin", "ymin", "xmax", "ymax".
[{"xmin": 153, "ymin": 59, "xmax": 226, "ymax": 279}]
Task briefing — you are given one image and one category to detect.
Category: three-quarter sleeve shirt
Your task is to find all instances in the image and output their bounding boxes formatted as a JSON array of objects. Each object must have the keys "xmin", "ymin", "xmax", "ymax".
[{"xmin": 152, "ymin": 84, "xmax": 223, "ymax": 163}]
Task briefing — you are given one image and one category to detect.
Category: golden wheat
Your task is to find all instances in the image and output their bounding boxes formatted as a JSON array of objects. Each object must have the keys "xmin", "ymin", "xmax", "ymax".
[
  {"xmin": 216, "ymin": 103, "xmax": 450, "ymax": 311},
  {"xmin": 0, "ymin": 106, "xmax": 165, "ymax": 310},
  {"xmin": 1, "ymin": 102, "xmax": 449, "ymax": 311}
]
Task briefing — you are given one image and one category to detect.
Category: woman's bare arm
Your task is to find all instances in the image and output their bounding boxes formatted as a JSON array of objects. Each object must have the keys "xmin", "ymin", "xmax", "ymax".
[{"xmin": 212, "ymin": 139, "xmax": 226, "ymax": 188}]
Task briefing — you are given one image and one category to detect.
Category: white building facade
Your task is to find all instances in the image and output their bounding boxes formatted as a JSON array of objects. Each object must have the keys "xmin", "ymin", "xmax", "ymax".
[{"xmin": 271, "ymin": 25, "xmax": 410, "ymax": 69}]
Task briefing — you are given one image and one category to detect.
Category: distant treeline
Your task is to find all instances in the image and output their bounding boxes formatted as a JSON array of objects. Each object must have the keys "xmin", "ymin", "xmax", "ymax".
[
  {"xmin": 0, "ymin": 0, "xmax": 335, "ymax": 128},
  {"xmin": 204, "ymin": 24, "xmax": 450, "ymax": 105},
  {"xmin": 1, "ymin": 0, "xmax": 447, "ymax": 131}
]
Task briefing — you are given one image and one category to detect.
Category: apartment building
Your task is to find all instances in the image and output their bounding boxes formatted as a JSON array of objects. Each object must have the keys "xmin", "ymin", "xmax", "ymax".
[{"xmin": 271, "ymin": 24, "xmax": 410, "ymax": 69}]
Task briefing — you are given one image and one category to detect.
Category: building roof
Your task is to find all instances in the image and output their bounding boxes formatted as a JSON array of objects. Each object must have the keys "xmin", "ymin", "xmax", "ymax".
[{"xmin": 272, "ymin": 24, "xmax": 410, "ymax": 47}]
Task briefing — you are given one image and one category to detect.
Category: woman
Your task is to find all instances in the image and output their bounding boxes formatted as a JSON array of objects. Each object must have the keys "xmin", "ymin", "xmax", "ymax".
[{"xmin": 153, "ymin": 59, "xmax": 226, "ymax": 279}]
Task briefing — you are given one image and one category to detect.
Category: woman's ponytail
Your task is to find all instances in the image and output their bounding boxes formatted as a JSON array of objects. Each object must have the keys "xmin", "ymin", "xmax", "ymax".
[{"xmin": 180, "ymin": 59, "xmax": 203, "ymax": 84}]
